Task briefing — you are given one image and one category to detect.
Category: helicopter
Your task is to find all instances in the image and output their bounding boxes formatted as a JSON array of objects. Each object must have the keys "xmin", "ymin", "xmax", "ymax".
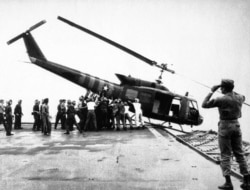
[{"xmin": 7, "ymin": 18, "xmax": 203, "ymax": 130}]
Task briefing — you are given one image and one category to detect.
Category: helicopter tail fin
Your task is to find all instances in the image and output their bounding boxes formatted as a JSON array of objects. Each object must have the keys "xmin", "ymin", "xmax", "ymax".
[{"xmin": 7, "ymin": 20, "xmax": 47, "ymax": 61}]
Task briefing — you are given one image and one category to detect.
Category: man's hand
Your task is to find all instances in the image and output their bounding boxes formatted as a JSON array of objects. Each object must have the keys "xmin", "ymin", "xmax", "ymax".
[{"xmin": 211, "ymin": 85, "xmax": 221, "ymax": 93}]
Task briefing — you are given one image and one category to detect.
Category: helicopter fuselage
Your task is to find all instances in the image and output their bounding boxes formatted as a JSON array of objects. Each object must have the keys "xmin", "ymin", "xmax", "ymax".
[{"xmin": 7, "ymin": 20, "xmax": 203, "ymax": 127}]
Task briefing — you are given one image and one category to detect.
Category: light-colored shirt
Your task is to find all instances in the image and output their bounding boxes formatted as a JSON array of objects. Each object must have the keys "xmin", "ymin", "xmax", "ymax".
[
  {"xmin": 87, "ymin": 101, "xmax": 96, "ymax": 110},
  {"xmin": 124, "ymin": 105, "xmax": 130, "ymax": 113},
  {"xmin": 42, "ymin": 104, "xmax": 49, "ymax": 116},
  {"xmin": 0, "ymin": 103, "xmax": 4, "ymax": 114},
  {"xmin": 133, "ymin": 102, "xmax": 142, "ymax": 114}
]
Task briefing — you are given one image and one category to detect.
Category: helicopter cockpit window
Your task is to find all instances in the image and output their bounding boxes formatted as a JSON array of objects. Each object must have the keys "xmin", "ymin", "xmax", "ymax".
[
  {"xmin": 188, "ymin": 100, "xmax": 199, "ymax": 120},
  {"xmin": 170, "ymin": 98, "xmax": 181, "ymax": 117},
  {"xmin": 189, "ymin": 100, "xmax": 198, "ymax": 110}
]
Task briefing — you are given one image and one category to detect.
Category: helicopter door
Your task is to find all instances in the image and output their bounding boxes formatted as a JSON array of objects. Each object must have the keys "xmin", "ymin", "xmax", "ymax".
[
  {"xmin": 179, "ymin": 97, "xmax": 189, "ymax": 120},
  {"xmin": 169, "ymin": 98, "xmax": 181, "ymax": 118},
  {"xmin": 152, "ymin": 92, "xmax": 172, "ymax": 115},
  {"xmin": 179, "ymin": 98, "xmax": 200, "ymax": 123}
]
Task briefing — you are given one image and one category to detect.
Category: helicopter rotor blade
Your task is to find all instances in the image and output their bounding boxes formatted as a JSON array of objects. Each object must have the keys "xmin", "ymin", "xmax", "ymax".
[
  {"xmin": 57, "ymin": 16, "xmax": 174, "ymax": 74},
  {"xmin": 175, "ymin": 72, "xmax": 250, "ymax": 107},
  {"xmin": 28, "ymin": 20, "xmax": 46, "ymax": 32},
  {"xmin": 7, "ymin": 33, "xmax": 25, "ymax": 45},
  {"xmin": 7, "ymin": 20, "xmax": 46, "ymax": 45}
]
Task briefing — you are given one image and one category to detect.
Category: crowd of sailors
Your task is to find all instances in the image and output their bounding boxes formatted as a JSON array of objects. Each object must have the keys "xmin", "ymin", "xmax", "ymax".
[{"xmin": 0, "ymin": 91, "xmax": 145, "ymax": 136}]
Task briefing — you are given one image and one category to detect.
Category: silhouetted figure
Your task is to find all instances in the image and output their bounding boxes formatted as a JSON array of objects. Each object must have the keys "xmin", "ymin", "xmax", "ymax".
[
  {"xmin": 132, "ymin": 98, "xmax": 144, "ymax": 129},
  {"xmin": 202, "ymin": 79, "xmax": 250, "ymax": 189},
  {"xmin": 41, "ymin": 98, "xmax": 51, "ymax": 135},
  {"xmin": 83, "ymin": 97, "xmax": 97, "ymax": 131},
  {"xmin": 55, "ymin": 99, "xmax": 66, "ymax": 130},
  {"xmin": 5, "ymin": 100, "xmax": 14, "ymax": 136},
  {"xmin": 14, "ymin": 100, "xmax": 23, "ymax": 129},
  {"xmin": 32, "ymin": 99, "xmax": 40, "ymax": 131}
]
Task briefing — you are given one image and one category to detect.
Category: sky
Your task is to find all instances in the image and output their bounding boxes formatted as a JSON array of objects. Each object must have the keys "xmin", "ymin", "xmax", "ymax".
[{"xmin": 0, "ymin": 0, "xmax": 250, "ymax": 140}]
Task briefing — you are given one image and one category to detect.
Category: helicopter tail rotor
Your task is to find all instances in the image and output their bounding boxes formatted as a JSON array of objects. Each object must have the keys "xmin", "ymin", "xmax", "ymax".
[{"xmin": 7, "ymin": 20, "xmax": 46, "ymax": 45}]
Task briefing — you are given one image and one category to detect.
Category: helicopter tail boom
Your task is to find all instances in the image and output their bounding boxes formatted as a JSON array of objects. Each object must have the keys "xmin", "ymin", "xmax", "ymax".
[
  {"xmin": 7, "ymin": 20, "xmax": 124, "ymax": 99},
  {"xmin": 30, "ymin": 57, "xmax": 123, "ymax": 97}
]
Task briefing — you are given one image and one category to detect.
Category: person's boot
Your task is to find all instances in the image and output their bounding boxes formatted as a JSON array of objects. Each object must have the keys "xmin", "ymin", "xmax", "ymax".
[
  {"xmin": 240, "ymin": 174, "xmax": 250, "ymax": 189},
  {"xmin": 76, "ymin": 124, "xmax": 82, "ymax": 133},
  {"xmin": 64, "ymin": 131, "xmax": 70, "ymax": 135},
  {"xmin": 218, "ymin": 176, "xmax": 233, "ymax": 189}
]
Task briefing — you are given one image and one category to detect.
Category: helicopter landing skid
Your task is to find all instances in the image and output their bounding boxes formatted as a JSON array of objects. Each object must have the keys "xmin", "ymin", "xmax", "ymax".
[{"xmin": 145, "ymin": 121, "xmax": 190, "ymax": 134}]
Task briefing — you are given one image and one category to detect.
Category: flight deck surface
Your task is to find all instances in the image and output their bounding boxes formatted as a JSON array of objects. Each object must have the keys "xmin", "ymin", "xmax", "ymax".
[{"xmin": 0, "ymin": 124, "xmax": 243, "ymax": 190}]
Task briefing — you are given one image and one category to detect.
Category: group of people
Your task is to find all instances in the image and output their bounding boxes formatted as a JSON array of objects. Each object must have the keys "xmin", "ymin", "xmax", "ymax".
[
  {"xmin": 1, "ymin": 79, "xmax": 249, "ymax": 189},
  {"xmin": 0, "ymin": 99, "xmax": 23, "ymax": 136},
  {"xmin": 28, "ymin": 92, "xmax": 145, "ymax": 136},
  {"xmin": 53, "ymin": 94, "xmax": 145, "ymax": 135},
  {"xmin": 0, "ymin": 93, "xmax": 145, "ymax": 137}
]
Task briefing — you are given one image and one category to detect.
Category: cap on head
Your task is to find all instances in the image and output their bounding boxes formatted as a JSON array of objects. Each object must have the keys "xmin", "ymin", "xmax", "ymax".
[
  {"xmin": 220, "ymin": 79, "xmax": 234, "ymax": 90},
  {"xmin": 44, "ymin": 98, "xmax": 49, "ymax": 104}
]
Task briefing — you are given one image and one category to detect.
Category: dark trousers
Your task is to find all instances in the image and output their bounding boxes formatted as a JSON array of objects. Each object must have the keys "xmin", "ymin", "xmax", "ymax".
[
  {"xmin": 99, "ymin": 110, "xmax": 108, "ymax": 129},
  {"xmin": 1, "ymin": 113, "xmax": 11, "ymax": 135},
  {"xmin": 14, "ymin": 115, "xmax": 21, "ymax": 129},
  {"xmin": 5, "ymin": 116, "xmax": 13, "ymax": 135},
  {"xmin": 65, "ymin": 118, "xmax": 73, "ymax": 133},
  {"xmin": 84, "ymin": 110, "xmax": 97, "ymax": 131},
  {"xmin": 42, "ymin": 116, "xmax": 51, "ymax": 135},
  {"xmin": 0, "ymin": 113, "xmax": 4, "ymax": 124},
  {"xmin": 78, "ymin": 118, "xmax": 86, "ymax": 132},
  {"xmin": 55, "ymin": 114, "xmax": 66, "ymax": 129},
  {"xmin": 65, "ymin": 117, "xmax": 81, "ymax": 133},
  {"xmin": 115, "ymin": 114, "xmax": 124, "ymax": 129},
  {"xmin": 33, "ymin": 115, "xmax": 40, "ymax": 130},
  {"xmin": 218, "ymin": 120, "xmax": 249, "ymax": 176}
]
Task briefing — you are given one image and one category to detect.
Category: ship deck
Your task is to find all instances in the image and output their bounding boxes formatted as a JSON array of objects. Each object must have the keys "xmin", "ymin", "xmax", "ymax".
[{"xmin": 0, "ymin": 124, "xmax": 245, "ymax": 190}]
